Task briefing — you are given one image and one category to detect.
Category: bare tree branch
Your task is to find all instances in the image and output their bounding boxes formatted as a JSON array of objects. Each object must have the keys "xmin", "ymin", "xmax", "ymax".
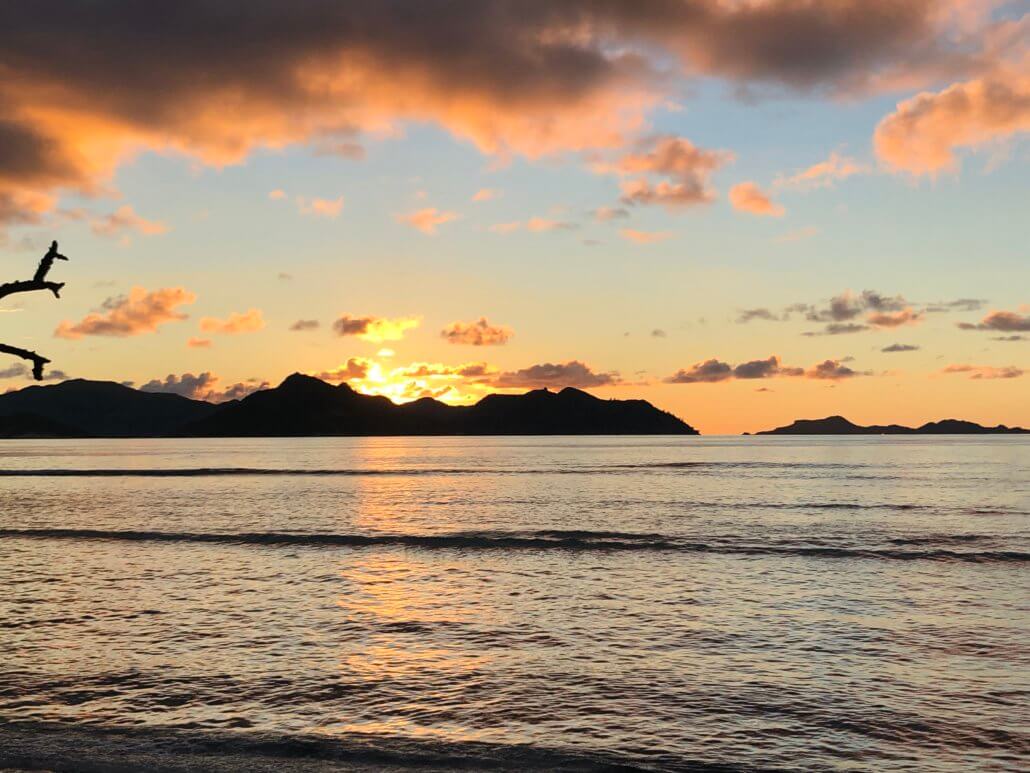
[
  {"xmin": 1, "ymin": 240, "xmax": 69, "ymax": 380},
  {"xmin": 0, "ymin": 278, "xmax": 65, "ymax": 302},
  {"xmin": 0, "ymin": 343, "xmax": 50, "ymax": 381}
]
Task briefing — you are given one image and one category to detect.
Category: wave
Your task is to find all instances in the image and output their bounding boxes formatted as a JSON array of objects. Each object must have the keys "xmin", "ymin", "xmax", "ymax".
[
  {"xmin": 1, "ymin": 528, "xmax": 1024, "ymax": 563},
  {"xmin": 0, "ymin": 460, "xmax": 878, "ymax": 478},
  {"xmin": 0, "ymin": 721, "xmax": 668, "ymax": 773}
]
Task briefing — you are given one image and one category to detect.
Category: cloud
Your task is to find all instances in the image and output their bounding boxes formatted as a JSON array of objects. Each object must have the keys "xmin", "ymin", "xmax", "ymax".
[
  {"xmin": 957, "ymin": 309, "xmax": 1030, "ymax": 332},
  {"xmin": 736, "ymin": 308, "xmax": 782, "ymax": 323},
  {"xmin": 277, "ymin": 272, "xmax": 293, "ymax": 281},
  {"xmin": 882, "ymin": 343, "xmax": 920, "ymax": 352},
  {"xmin": 651, "ymin": 329, "xmax": 667, "ymax": 338},
  {"xmin": 440, "ymin": 317, "xmax": 512, "ymax": 346},
  {"xmin": 664, "ymin": 359, "xmax": 733, "ymax": 384},
  {"xmin": 490, "ymin": 360, "xmax": 620, "ymax": 389},
  {"xmin": 777, "ymin": 152, "xmax": 867, "ymax": 189},
  {"xmin": 527, "ymin": 217, "xmax": 577, "ymax": 232},
  {"xmin": 397, "ymin": 208, "xmax": 459, "ymax": 234},
  {"xmin": 313, "ymin": 358, "xmax": 373, "ymax": 382},
  {"xmin": 332, "ymin": 314, "xmax": 420, "ymax": 342},
  {"xmin": 198, "ymin": 308, "xmax": 265, "ymax": 334},
  {"xmin": 606, "ymin": 136, "xmax": 732, "ymax": 210},
  {"xmin": 993, "ymin": 335, "xmax": 1026, "ymax": 342},
  {"xmin": 90, "ymin": 205, "xmax": 168, "ymax": 237},
  {"xmin": 297, "ymin": 195, "xmax": 344, "ymax": 218},
  {"xmin": 489, "ymin": 221, "xmax": 521, "ymax": 234},
  {"xmin": 801, "ymin": 290, "xmax": 917, "ymax": 334},
  {"xmin": 54, "ymin": 286, "xmax": 196, "ymax": 339},
  {"xmin": 806, "ymin": 359, "xmax": 863, "ymax": 380},
  {"xmin": 593, "ymin": 206, "xmax": 629, "ymax": 222},
  {"xmin": 729, "ymin": 182, "xmax": 785, "ymax": 216},
  {"xmin": 924, "ymin": 298, "xmax": 986, "ymax": 313},
  {"xmin": 0, "ymin": 2, "xmax": 1004, "ymax": 225},
  {"xmin": 0, "ymin": 362, "xmax": 67, "ymax": 381},
  {"xmin": 666, "ymin": 355, "xmax": 863, "ymax": 383},
  {"xmin": 268, "ymin": 189, "xmax": 286, "ymax": 200},
  {"xmin": 289, "ymin": 319, "xmax": 320, "ymax": 332},
  {"xmin": 140, "ymin": 372, "xmax": 269, "ymax": 402},
  {"xmin": 734, "ymin": 356, "xmax": 804, "ymax": 379},
  {"xmin": 186, "ymin": 337, "xmax": 212, "ymax": 348},
  {"xmin": 803, "ymin": 322, "xmax": 870, "ymax": 336},
  {"xmin": 472, "ymin": 188, "xmax": 501, "ymax": 202},
  {"xmin": 943, "ymin": 364, "xmax": 1024, "ymax": 380},
  {"xmin": 867, "ymin": 307, "xmax": 923, "ymax": 328},
  {"xmin": 312, "ymin": 138, "xmax": 366, "ymax": 159},
  {"xmin": 874, "ymin": 69, "xmax": 1030, "ymax": 175},
  {"xmin": 620, "ymin": 228, "xmax": 672, "ymax": 244}
]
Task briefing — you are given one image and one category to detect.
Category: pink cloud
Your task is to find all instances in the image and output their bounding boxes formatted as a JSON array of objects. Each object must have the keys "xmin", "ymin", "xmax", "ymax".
[
  {"xmin": 199, "ymin": 308, "xmax": 265, "ymax": 335},
  {"xmin": 729, "ymin": 182, "xmax": 785, "ymax": 216},
  {"xmin": 54, "ymin": 287, "xmax": 196, "ymax": 339},
  {"xmin": 397, "ymin": 208, "xmax": 459, "ymax": 234},
  {"xmin": 620, "ymin": 228, "xmax": 672, "ymax": 244},
  {"xmin": 875, "ymin": 70, "xmax": 1030, "ymax": 175}
]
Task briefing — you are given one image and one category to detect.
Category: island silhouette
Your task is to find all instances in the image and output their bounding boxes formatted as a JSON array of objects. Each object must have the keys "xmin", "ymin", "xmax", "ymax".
[
  {"xmin": 1, "ymin": 375, "xmax": 1027, "ymax": 438},
  {"xmin": 0, "ymin": 374, "xmax": 696, "ymax": 437}
]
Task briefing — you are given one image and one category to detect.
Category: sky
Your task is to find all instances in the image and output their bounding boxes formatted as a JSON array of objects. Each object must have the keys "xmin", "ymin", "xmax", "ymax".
[{"xmin": 0, "ymin": 1, "xmax": 1028, "ymax": 434}]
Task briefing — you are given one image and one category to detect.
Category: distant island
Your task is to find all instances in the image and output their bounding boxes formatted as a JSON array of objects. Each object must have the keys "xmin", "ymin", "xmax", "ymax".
[
  {"xmin": 0, "ymin": 373, "xmax": 696, "ymax": 438},
  {"xmin": 754, "ymin": 415, "xmax": 1029, "ymax": 435}
]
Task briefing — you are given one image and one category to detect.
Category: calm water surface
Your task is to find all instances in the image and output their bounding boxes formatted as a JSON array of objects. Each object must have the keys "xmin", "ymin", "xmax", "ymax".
[{"xmin": 1, "ymin": 436, "xmax": 1028, "ymax": 770}]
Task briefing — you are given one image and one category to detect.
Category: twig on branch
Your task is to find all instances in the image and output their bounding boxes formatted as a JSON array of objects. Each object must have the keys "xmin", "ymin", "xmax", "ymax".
[
  {"xmin": 0, "ymin": 343, "xmax": 50, "ymax": 381},
  {"xmin": 1, "ymin": 240, "xmax": 69, "ymax": 380}
]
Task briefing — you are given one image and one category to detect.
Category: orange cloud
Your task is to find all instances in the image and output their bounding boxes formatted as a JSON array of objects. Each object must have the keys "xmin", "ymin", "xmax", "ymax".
[
  {"xmin": 396, "ymin": 208, "xmax": 459, "ymax": 234},
  {"xmin": 199, "ymin": 308, "xmax": 265, "ymax": 335},
  {"xmin": 526, "ymin": 217, "xmax": 576, "ymax": 232},
  {"xmin": 729, "ymin": 182, "xmax": 785, "ymax": 216},
  {"xmin": 0, "ymin": 2, "xmax": 1003, "ymax": 225},
  {"xmin": 778, "ymin": 152, "xmax": 866, "ymax": 189},
  {"xmin": 958, "ymin": 309, "xmax": 1030, "ymax": 332},
  {"xmin": 54, "ymin": 286, "xmax": 196, "ymax": 339},
  {"xmin": 620, "ymin": 228, "xmax": 672, "ymax": 244},
  {"xmin": 440, "ymin": 317, "xmax": 512, "ymax": 346},
  {"xmin": 313, "ymin": 358, "xmax": 374, "ymax": 383},
  {"xmin": 943, "ymin": 364, "xmax": 1024, "ymax": 379},
  {"xmin": 605, "ymin": 136, "xmax": 732, "ymax": 210},
  {"xmin": 489, "ymin": 221, "xmax": 521, "ymax": 234},
  {"xmin": 472, "ymin": 188, "xmax": 501, "ymax": 202},
  {"xmin": 875, "ymin": 70, "xmax": 1030, "ymax": 175},
  {"xmin": 867, "ymin": 307, "xmax": 923, "ymax": 328},
  {"xmin": 297, "ymin": 196, "xmax": 344, "ymax": 218},
  {"xmin": 268, "ymin": 189, "xmax": 286, "ymax": 200},
  {"xmin": 187, "ymin": 337, "xmax": 212, "ymax": 348},
  {"xmin": 90, "ymin": 205, "xmax": 168, "ymax": 237},
  {"xmin": 332, "ymin": 314, "xmax": 420, "ymax": 342}
]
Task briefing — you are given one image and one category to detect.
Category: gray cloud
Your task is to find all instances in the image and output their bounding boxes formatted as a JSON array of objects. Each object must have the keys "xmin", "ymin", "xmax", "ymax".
[
  {"xmin": 882, "ymin": 343, "xmax": 920, "ymax": 352},
  {"xmin": 490, "ymin": 360, "xmax": 620, "ymax": 389}
]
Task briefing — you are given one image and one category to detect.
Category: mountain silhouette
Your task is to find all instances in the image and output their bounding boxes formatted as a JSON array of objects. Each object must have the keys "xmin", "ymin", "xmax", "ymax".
[
  {"xmin": 184, "ymin": 373, "xmax": 696, "ymax": 436},
  {"xmin": 0, "ymin": 379, "xmax": 220, "ymax": 437},
  {"xmin": 755, "ymin": 415, "xmax": 1028, "ymax": 435},
  {"xmin": 0, "ymin": 374, "xmax": 696, "ymax": 437}
]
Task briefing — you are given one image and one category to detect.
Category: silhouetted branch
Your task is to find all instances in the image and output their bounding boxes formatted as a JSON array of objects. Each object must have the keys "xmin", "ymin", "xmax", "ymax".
[
  {"xmin": 0, "ymin": 278, "xmax": 66, "ymax": 301},
  {"xmin": 1, "ymin": 240, "xmax": 68, "ymax": 380},
  {"xmin": 0, "ymin": 344, "xmax": 50, "ymax": 381}
]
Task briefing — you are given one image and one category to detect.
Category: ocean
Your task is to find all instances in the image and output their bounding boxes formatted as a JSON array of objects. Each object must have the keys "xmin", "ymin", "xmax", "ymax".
[{"xmin": 1, "ymin": 436, "xmax": 1027, "ymax": 771}]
